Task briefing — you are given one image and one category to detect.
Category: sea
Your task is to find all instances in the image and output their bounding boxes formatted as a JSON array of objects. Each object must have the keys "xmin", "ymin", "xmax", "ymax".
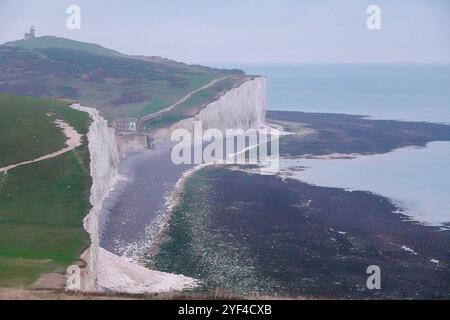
[{"xmin": 214, "ymin": 64, "xmax": 450, "ymax": 226}]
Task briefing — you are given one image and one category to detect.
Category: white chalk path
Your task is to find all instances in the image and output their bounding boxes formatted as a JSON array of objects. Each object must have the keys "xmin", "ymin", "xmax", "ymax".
[{"xmin": 0, "ymin": 119, "xmax": 82, "ymax": 173}]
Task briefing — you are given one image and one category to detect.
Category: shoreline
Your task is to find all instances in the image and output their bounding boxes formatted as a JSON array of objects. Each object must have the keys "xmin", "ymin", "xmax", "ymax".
[
  {"xmin": 152, "ymin": 165, "xmax": 450, "ymax": 299},
  {"xmin": 100, "ymin": 143, "xmax": 194, "ymax": 258},
  {"xmin": 69, "ymin": 104, "xmax": 198, "ymax": 294},
  {"xmin": 277, "ymin": 141, "xmax": 450, "ymax": 228},
  {"xmin": 78, "ymin": 106, "xmax": 450, "ymax": 297},
  {"xmin": 133, "ymin": 127, "xmax": 283, "ymax": 262},
  {"xmin": 71, "ymin": 75, "xmax": 267, "ymax": 294},
  {"xmin": 147, "ymin": 111, "xmax": 450, "ymax": 298}
]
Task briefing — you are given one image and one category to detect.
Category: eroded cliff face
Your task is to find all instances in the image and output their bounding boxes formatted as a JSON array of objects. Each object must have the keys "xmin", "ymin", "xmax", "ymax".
[
  {"xmin": 67, "ymin": 104, "xmax": 196, "ymax": 293},
  {"xmin": 66, "ymin": 76, "xmax": 267, "ymax": 293},
  {"xmin": 69, "ymin": 104, "xmax": 121, "ymax": 291},
  {"xmin": 151, "ymin": 77, "xmax": 267, "ymax": 144}
]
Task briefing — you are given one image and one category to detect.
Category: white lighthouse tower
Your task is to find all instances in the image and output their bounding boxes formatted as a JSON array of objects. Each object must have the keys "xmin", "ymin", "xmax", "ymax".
[{"xmin": 24, "ymin": 26, "xmax": 36, "ymax": 40}]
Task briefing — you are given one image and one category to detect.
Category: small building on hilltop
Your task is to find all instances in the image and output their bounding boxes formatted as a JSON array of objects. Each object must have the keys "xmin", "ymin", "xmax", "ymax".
[{"xmin": 24, "ymin": 26, "xmax": 36, "ymax": 40}]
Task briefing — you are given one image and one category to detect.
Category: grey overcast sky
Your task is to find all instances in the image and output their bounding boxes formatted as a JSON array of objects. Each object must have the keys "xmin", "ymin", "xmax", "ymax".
[{"xmin": 0, "ymin": 0, "xmax": 449, "ymax": 64}]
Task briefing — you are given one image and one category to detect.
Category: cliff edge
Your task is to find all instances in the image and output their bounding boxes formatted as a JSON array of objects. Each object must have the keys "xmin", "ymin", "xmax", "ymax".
[{"xmin": 68, "ymin": 75, "xmax": 267, "ymax": 293}]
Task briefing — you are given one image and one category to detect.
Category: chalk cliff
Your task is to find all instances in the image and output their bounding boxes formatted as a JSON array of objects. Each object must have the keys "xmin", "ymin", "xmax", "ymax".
[
  {"xmin": 67, "ymin": 75, "xmax": 267, "ymax": 293},
  {"xmin": 68, "ymin": 104, "xmax": 121, "ymax": 291},
  {"xmin": 151, "ymin": 76, "xmax": 267, "ymax": 143}
]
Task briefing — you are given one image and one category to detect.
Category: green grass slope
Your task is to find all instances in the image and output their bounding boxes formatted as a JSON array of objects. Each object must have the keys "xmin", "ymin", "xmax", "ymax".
[
  {"xmin": 5, "ymin": 36, "xmax": 124, "ymax": 57},
  {"xmin": 0, "ymin": 93, "xmax": 89, "ymax": 167},
  {"xmin": 0, "ymin": 36, "xmax": 244, "ymax": 120},
  {"xmin": 0, "ymin": 94, "xmax": 91, "ymax": 287}
]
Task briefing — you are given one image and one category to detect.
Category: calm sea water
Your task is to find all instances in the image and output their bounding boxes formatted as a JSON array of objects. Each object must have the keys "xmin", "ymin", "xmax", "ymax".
[
  {"xmin": 218, "ymin": 64, "xmax": 450, "ymax": 123},
  {"xmin": 215, "ymin": 64, "xmax": 450, "ymax": 225},
  {"xmin": 280, "ymin": 142, "xmax": 450, "ymax": 226}
]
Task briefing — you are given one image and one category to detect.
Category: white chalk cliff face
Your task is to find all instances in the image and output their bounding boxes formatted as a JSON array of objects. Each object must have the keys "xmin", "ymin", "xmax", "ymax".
[
  {"xmin": 152, "ymin": 77, "xmax": 267, "ymax": 143},
  {"xmin": 67, "ymin": 76, "xmax": 268, "ymax": 293},
  {"xmin": 69, "ymin": 104, "xmax": 121, "ymax": 291},
  {"xmin": 68, "ymin": 104, "xmax": 197, "ymax": 293}
]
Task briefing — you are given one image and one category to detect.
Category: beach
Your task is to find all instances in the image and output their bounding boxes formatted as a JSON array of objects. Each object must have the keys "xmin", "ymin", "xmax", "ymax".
[
  {"xmin": 100, "ymin": 143, "xmax": 194, "ymax": 259},
  {"xmin": 98, "ymin": 110, "xmax": 450, "ymax": 298}
]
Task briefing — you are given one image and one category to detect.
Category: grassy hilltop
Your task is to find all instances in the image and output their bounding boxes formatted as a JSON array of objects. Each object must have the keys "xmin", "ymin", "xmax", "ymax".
[
  {"xmin": 0, "ymin": 94, "xmax": 91, "ymax": 287},
  {"xmin": 0, "ymin": 36, "xmax": 245, "ymax": 121}
]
